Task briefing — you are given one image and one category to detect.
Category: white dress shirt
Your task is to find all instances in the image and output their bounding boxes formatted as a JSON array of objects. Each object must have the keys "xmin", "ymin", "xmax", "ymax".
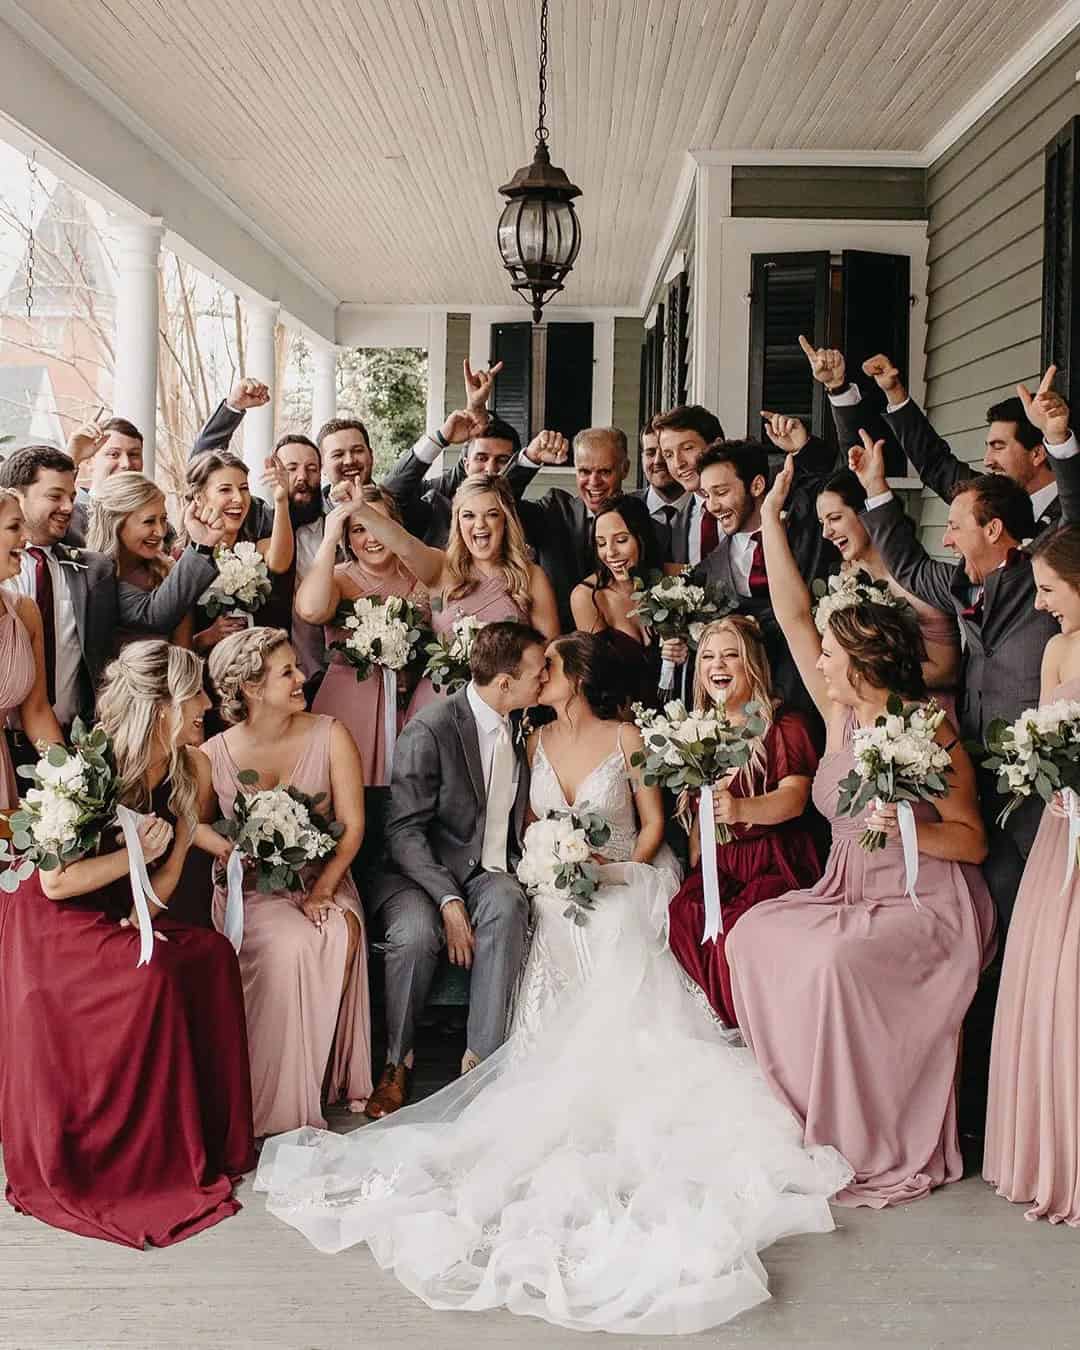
[
  {"xmin": 687, "ymin": 493, "xmax": 706, "ymax": 566},
  {"xmin": 645, "ymin": 486, "xmax": 685, "ymax": 522},
  {"xmin": 1030, "ymin": 479, "xmax": 1060, "ymax": 523},
  {"xmin": 5, "ymin": 546, "xmax": 81, "ymax": 725},
  {"xmin": 729, "ymin": 530, "xmax": 758, "ymax": 598}
]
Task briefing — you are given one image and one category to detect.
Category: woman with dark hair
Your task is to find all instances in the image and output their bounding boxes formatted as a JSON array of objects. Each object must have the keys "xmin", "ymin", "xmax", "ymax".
[
  {"xmin": 817, "ymin": 468, "xmax": 960, "ymax": 700},
  {"xmin": 985, "ymin": 524, "xmax": 1080, "ymax": 1224},
  {"xmin": 0, "ymin": 640, "xmax": 254, "ymax": 1246},
  {"xmin": 295, "ymin": 485, "xmax": 430, "ymax": 785},
  {"xmin": 256, "ymin": 628, "xmax": 851, "ymax": 1333},
  {"xmin": 727, "ymin": 456, "xmax": 996, "ymax": 1208},
  {"xmin": 570, "ymin": 493, "xmax": 664, "ymax": 704},
  {"xmin": 667, "ymin": 615, "xmax": 822, "ymax": 1026}
]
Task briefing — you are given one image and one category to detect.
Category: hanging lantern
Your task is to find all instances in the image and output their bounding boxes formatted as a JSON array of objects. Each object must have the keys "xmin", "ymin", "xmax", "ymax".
[{"xmin": 497, "ymin": 0, "xmax": 581, "ymax": 323}]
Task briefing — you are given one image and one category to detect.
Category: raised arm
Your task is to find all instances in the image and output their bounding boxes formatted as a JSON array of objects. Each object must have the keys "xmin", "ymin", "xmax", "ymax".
[
  {"xmin": 758, "ymin": 458, "xmax": 830, "ymax": 719},
  {"xmin": 342, "ymin": 492, "xmax": 446, "ymax": 589},
  {"xmin": 295, "ymin": 504, "xmax": 350, "ymax": 624},
  {"xmin": 1018, "ymin": 364, "xmax": 1080, "ymax": 524},
  {"xmin": 191, "ymin": 378, "xmax": 269, "ymax": 458},
  {"xmin": 117, "ymin": 502, "xmax": 225, "ymax": 633}
]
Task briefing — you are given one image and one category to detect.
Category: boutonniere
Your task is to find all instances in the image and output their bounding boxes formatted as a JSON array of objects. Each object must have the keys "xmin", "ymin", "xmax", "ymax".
[{"xmin": 56, "ymin": 549, "xmax": 88, "ymax": 572}]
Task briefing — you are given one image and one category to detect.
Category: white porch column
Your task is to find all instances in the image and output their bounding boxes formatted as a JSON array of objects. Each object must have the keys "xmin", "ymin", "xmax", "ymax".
[
  {"xmin": 691, "ymin": 161, "xmax": 731, "ymax": 423},
  {"xmin": 309, "ymin": 338, "xmax": 338, "ymax": 441},
  {"xmin": 244, "ymin": 297, "xmax": 279, "ymax": 491},
  {"xmin": 113, "ymin": 218, "xmax": 164, "ymax": 478}
]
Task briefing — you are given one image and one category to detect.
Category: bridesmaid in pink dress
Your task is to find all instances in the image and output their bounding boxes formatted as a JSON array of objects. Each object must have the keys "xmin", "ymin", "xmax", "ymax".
[
  {"xmin": 335, "ymin": 475, "xmax": 560, "ymax": 716},
  {"xmin": 296, "ymin": 486, "xmax": 430, "ymax": 786},
  {"xmin": 728, "ymin": 455, "xmax": 996, "ymax": 1207},
  {"xmin": 985, "ymin": 526, "xmax": 1080, "ymax": 1224},
  {"xmin": 202, "ymin": 627, "xmax": 371, "ymax": 1136},
  {"xmin": 0, "ymin": 488, "xmax": 63, "ymax": 802},
  {"xmin": 816, "ymin": 469, "xmax": 961, "ymax": 717}
]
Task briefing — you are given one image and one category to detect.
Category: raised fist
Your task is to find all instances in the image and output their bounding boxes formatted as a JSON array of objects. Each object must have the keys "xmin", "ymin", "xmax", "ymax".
[
  {"xmin": 861, "ymin": 355, "xmax": 906, "ymax": 403},
  {"xmin": 525, "ymin": 430, "xmax": 570, "ymax": 465},
  {"xmin": 228, "ymin": 378, "xmax": 271, "ymax": 411}
]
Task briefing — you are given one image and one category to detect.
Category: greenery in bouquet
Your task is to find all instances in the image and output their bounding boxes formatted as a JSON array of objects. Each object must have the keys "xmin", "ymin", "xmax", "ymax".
[
  {"xmin": 214, "ymin": 773, "xmax": 343, "ymax": 893},
  {"xmin": 198, "ymin": 541, "xmax": 272, "ymax": 619},
  {"xmin": 632, "ymin": 570, "xmax": 734, "ymax": 646},
  {"xmin": 516, "ymin": 809, "xmax": 612, "ymax": 925},
  {"xmin": 983, "ymin": 699, "xmax": 1080, "ymax": 825},
  {"xmin": 422, "ymin": 614, "xmax": 484, "ymax": 694},
  {"xmin": 330, "ymin": 594, "xmax": 428, "ymax": 683}
]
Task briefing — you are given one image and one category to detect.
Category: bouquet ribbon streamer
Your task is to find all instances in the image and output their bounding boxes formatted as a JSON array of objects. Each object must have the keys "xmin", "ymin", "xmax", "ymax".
[
  {"xmin": 699, "ymin": 784, "xmax": 723, "ymax": 942},
  {"xmin": 381, "ymin": 667, "xmax": 398, "ymax": 772},
  {"xmin": 223, "ymin": 848, "xmax": 245, "ymax": 953},
  {"xmin": 116, "ymin": 804, "xmax": 163, "ymax": 967},
  {"xmin": 659, "ymin": 658, "xmax": 676, "ymax": 693},
  {"xmin": 1062, "ymin": 788, "xmax": 1080, "ymax": 895},
  {"xmin": 896, "ymin": 799, "xmax": 921, "ymax": 910}
]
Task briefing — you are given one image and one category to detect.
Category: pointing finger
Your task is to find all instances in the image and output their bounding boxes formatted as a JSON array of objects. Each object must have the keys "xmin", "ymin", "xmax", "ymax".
[
  {"xmin": 797, "ymin": 335, "xmax": 816, "ymax": 359},
  {"xmin": 1016, "ymin": 382, "xmax": 1034, "ymax": 411},
  {"xmin": 1038, "ymin": 364, "xmax": 1058, "ymax": 396}
]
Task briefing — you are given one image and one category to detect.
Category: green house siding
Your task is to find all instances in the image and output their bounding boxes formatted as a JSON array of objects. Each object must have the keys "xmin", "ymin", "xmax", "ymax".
[
  {"xmin": 919, "ymin": 30, "xmax": 1080, "ymax": 552},
  {"xmin": 444, "ymin": 312, "xmax": 470, "ymax": 419},
  {"xmin": 731, "ymin": 165, "xmax": 927, "ymax": 220}
]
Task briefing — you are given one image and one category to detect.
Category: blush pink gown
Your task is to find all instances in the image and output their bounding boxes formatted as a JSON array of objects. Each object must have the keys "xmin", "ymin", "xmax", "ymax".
[
  {"xmin": 406, "ymin": 573, "xmax": 526, "ymax": 715},
  {"xmin": 311, "ymin": 560, "xmax": 429, "ymax": 787},
  {"xmin": 728, "ymin": 710, "xmax": 997, "ymax": 1207},
  {"xmin": 0, "ymin": 590, "xmax": 36, "ymax": 808},
  {"xmin": 984, "ymin": 675, "xmax": 1080, "ymax": 1224},
  {"xmin": 205, "ymin": 715, "xmax": 372, "ymax": 1136}
]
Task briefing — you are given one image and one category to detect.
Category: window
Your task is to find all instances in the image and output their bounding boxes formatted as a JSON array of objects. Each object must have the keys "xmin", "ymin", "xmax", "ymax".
[
  {"xmin": 1042, "ymin": 117, "xmax": 1080, "ymax": 405},
  {"xmin": 747, "ymin": 249, "xmax": 911, "ymax": 475},
  {"xmin": 490, "ymin": 322, "xmax": 594, "ymax": 447}
]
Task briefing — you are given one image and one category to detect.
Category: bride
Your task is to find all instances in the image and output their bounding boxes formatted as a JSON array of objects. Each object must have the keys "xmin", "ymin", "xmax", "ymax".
[{"xmin": 256, "ymin": 631, "xmax": 851, "ymax": 1336}]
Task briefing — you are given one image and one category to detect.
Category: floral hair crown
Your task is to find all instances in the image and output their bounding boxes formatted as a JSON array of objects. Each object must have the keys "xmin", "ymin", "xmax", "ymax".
[{"xmin": 811, "ymin": 569, "xmax": 906, "ymax": 634}]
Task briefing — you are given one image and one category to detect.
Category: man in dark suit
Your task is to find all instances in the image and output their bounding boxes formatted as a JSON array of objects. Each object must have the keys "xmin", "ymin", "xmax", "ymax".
[
  {"xmin": 652, "ymin": 405, "xmax": 726, "ymax": 566},
  {"xmin": 365, "ymin": 622, "xmax": 548, "ymax": 1118},
  {"xmin": 807, "ymin": 339, "xmax": 1064, "ymax": 540},
  {"xmin": 850, "ymin": 430, "xmax": 1060, "ymax": 927},
  {"xmin": 0, "ymin": 445, "xmax": 224, "ymax": 730},
  {"xmin": 626, "ymin": 418, "xmax": 685, "ymax": 537}
]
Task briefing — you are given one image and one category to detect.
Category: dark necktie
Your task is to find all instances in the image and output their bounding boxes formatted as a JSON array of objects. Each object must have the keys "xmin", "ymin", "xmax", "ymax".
[
  {"xmin": 747, "ymin": 531, "xmax": 768, "ymax": 595},
  {"xmin": 661, "ymin": 504, "xmax": 677, "ymax": 527},
  {"xmin": 962, "ymin": 548, "xmax": 1024, "ymax": 624},
  {"xmin": 700, "ymin": 507, "xmax": 719, "ymax": 560},
  {"xmin": 28, "ymin": 546, "xmax": 56, "ymax": 703}
]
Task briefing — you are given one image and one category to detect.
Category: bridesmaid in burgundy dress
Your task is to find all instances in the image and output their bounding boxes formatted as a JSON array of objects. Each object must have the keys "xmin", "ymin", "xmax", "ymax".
[
  {"xmin": 727, "ymin": 455, "xmax": 995, "ymax": 1208},
  {"xmin": 0, "ymin": 640, "xmax": 254, "ymax": 1247},
  {"xmin": 985, "ymin": 526, "xmax": 1080, "ymax": 1224},
  {"xmin": 667, "ymin": 616, "xmax": 821, "ymax": 1025},
  {"xmin": 336, "ymin": 475, "xmax": 559, "ymax": 715},
  {"xmin": 296, "ymin": 486, "xmax": 430, "ymax": 786}
]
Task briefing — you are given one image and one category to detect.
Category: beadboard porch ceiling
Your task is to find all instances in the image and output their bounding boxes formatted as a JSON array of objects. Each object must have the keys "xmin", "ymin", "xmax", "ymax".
[{"xmin": 4, "ymin": 0, "xmax": 1073, "ymax": 307}]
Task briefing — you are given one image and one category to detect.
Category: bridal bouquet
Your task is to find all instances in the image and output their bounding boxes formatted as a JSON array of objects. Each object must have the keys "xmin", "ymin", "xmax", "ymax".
[
  {"xmin": 812, "ymin": 569, "xmax": 903, "ymax": 633},
  {"xmin": 633, "ymin": 571, "xmax": 733, "ymax": 690},
  {"xmin": 422, "ymin": 615, "xmax": 485, "ymax": 695},
  {"xmin": 516, "ymin": 809, "xmax": 612, "ymax": 926},
  {"xmin": 198, "ymin": 541, "xmax": 272, "ymax": 621},
  {"xmin": 215, "ymin": 775, "xmax": 342, "ymax": 895},
  {"xmin": 631, "ymin": 699, "xmax": 766, "ymax": 843},
  {"xmin": 0, "ymin": 721, "xmax": 117, "ymax": 888},
  {"xmin": 836, "ymin": 697, "xmax": 951, "ymax": 853},
  {"xmin": 330, "ymin": 595, "xmax": 427, "ymax": 683}
]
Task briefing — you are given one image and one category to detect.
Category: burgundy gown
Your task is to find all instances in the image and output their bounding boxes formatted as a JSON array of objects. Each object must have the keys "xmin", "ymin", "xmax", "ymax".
[
  {"xmin": 0, "ymin": 783, "xmax": 256, "ymax": 1247},
  {"xmin": 667, "ymin": 709, "xmax": 822, "ymax": 1025}
]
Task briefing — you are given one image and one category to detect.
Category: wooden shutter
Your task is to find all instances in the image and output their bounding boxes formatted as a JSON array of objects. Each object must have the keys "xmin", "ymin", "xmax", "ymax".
[
  {"xmin": 1042, "ymin": 117, "xmax": 1080, "ymax": 405},
  {"xmin": 842, "ymin": 249, "xmax": 912, "ymax": 477},
  {"xmin": 544, "ymin": 322, "xmax": 594, "ymax": 443},
  {"xmin": 490, "ymin": 322, "xmax": 532, "ymax": 447},
  {"xmin": 665, "ymin": 272, "xmax": 689, "ymax": 408},
  {"xmin": 747, "ymin": 252, "xmax": 830, "ymax": 440},
  {"xmin": 639, "ymin": 306, "xmax": 664, "ymax": 426}
]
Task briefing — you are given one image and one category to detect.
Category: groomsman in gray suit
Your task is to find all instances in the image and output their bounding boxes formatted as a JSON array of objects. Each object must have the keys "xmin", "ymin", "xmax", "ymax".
[{"xmin": 366, "ymin": 622, "xmax": 549, "ymax": 1119}]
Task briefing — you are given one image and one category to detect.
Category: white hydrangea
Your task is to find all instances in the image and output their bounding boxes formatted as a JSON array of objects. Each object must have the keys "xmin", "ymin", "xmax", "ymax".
[
  {"xmin": 241, "ymin": 787, "xmax": 334, "ymax": 867},
  {"xmin": 199, "ymin": 541, "xmax": 272, "ymax": 614},
  {"xmin": 813, "ymin": 569, "xmax": 903, "ymax": 634},
  {"xmin": 35, "ymin": 752, "xmax": 89, "ymax": 794},
  {"xmin": 341, "ymin": 596, "xmax": 416, "ymax": 672},
  {"xmin": 23, "ymin": 787, "xmax": 82, "ymax": 848}
]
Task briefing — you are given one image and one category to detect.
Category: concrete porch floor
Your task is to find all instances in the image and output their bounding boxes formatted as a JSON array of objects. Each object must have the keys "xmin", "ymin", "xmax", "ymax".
[{"xmin": 4, "ymin": 1142, "xmax": 1080, "ymax": 1350}]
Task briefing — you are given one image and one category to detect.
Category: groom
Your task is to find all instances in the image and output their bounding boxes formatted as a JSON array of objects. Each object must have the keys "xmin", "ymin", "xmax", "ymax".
[{"xmin": 366, "ymin": 621, "xmax": 549, "ymax": 1118}]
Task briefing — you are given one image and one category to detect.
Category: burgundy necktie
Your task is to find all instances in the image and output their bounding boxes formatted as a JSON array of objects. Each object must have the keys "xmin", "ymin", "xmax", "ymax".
[
  {"xmin": 747, "ymin": 531, "xmax": 768, "ymax": 595},
  {"xmin": 27, "ymin": 547, "xmax": 56, "ymax": 703},
  {"xmin": 700, "ymin": 507, "xmax": 719, "ymax": 560}
]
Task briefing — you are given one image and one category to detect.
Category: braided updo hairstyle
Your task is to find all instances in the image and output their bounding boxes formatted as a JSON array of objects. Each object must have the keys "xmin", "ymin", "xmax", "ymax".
[
  {"xmin": 95, "ymin": 639, "xmax": 205, "ymax": 826},
  {"xmin": 826, "ymin": 601, "xmax": 927, "ymax": 701},
  {"xmin": 208, "ymin": 626, "xmax": 293, "ymax": 725}
]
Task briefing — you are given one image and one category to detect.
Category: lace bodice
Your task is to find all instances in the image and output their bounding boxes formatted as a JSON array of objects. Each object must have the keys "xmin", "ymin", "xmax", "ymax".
[{"xmin": 530, "ymin": 731, "xmax": 638, "ymax": 862}]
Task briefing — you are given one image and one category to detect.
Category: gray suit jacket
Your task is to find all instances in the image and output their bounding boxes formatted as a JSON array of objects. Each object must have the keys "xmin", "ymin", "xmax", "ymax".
[{"xmin": 378, "ymin": 687, "xmax": 529, "ymax": 909}]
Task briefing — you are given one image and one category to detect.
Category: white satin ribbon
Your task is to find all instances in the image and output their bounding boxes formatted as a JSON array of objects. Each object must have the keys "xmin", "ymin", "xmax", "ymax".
[
  {"xmin": 381, "ymin": 666, "xmax": 398, "ymax": 771},
  {"xmin": 896, "ymin": 799, "xmax": 921, "ymax": 911},
  {"xmin": 222, "ymin": 847, "xmax": 245, "ymax": 953},
  {"xmin": 1062, "ymin": 788, "xmax": 1080, "ymax": 894},
  {"xmin": 659, "ymin": 658, "xmax": 676, "ymax": 692},
  {"xmin": 699, "ymin": 784, "xmax": 723, "ymax": 942},
  {"xmin": 116, "ymin": 804, "xmax": 161, "ymax": 967}
]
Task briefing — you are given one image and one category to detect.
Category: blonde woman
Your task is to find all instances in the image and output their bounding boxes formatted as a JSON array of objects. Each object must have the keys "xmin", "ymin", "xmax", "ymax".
[
  {"xmin": 87, "ymin": 470, "xmax": 193, "ymax": 649},
  {"xmin": 337, "ymin": 473, "xmax": 559, "ymax": 713},
  {"xmin": 0, "ymin": 640, "xmax": 254, "ymax": 1247},
  {"xmin": 202, "ymin": 627, "xmax": 371, "ymax": 1136},
  {"xmin": 295, "ymin": 485, "xmax": 430, "ymax": 785},
  {"xmin": 665, "ymin": 616, "xmax": 822, "ymax": 1025},
  {"xmin": 0, "ymin": 486, "xmax": 62, "ymax": 805},
  {"xmin": 182, "ymin": 450, "xmax": 294, "ymax": 654}
]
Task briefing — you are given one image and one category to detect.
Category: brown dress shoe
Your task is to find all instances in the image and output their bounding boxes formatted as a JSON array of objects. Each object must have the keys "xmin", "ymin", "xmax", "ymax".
[{"xmin": 365, "ymin": 1063, "xmax": 409, "ymax": 1119}]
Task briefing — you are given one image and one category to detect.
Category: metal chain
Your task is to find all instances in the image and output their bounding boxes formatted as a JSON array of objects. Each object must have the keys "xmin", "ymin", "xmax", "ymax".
[
  {"xmin": 24, "ymin": 154, "xmax": 39, "ymax": 321},
  {"xmin": 534, "ymin": 0, "xmax": 549, "ymax": 144}
]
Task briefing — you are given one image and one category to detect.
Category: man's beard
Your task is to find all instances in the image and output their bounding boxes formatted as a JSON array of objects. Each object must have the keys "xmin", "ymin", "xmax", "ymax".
[{"xmin": 289, "ymin": 494, "xmax": 324, "ymax": 528}]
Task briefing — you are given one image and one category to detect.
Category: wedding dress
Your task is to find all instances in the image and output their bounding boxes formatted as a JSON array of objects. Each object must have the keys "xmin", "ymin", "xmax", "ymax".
[{"xmin": 255, "ymin": 730, "xmax": 852, "ymax": 1335}]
